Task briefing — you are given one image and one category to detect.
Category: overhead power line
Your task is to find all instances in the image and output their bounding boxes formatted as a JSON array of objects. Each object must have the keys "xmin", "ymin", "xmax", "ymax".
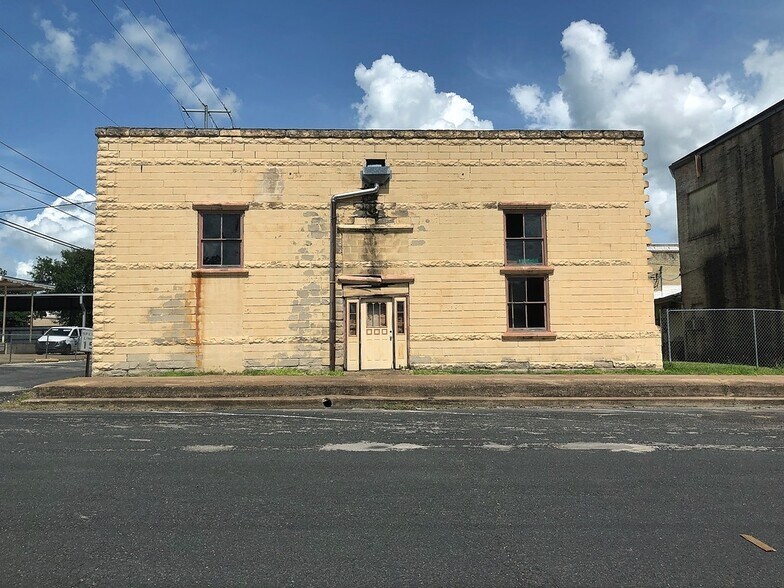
[
  {"xmin": 120, "ymin": 0, "xmax": 207, "ymax": 109},
  {"xmin": 152, "ymin": 0, "xmax": 235, "ymax": 128},
  {"xmin": 0, "ymin": 202, "xmax": 91, "ymax": 215},
  {"xmin": 0, "ymin": 181, "xmax": 94, "ymax": 227},
  {"xmin": 0, "ymin": 139, "xmax": 94, "ymax": 196},
  {"xmin": 0, "ymin": 216, "xmax": 87, "ymax": 251},
  {"xmin": 0, "ymin": 164, "xmax": 95, "ymax": 215},
  {"xmin": 0, "ymin": 24, "xmax": 119, "ymax": 125},
  {"xmin": 89, "ymin": 0, "xmax": 197, "ymax": 127},
  {"xmin": 1, "ymin": 181, "xmax": 55, "ymax": 197},
  {"xmin": 120, "ymin": 0, "xmax": 216, "ymax": 128}
]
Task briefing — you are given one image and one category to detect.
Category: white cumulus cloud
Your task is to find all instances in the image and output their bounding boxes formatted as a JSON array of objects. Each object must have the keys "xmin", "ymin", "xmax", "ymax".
[
  {"xmin": 509, "ymin": 20, "xmax": 784, "ymax": 241},
  {"xmin": 82, "ymin": 8, "xmax": 238, "ymax": 117},
  {"xmin": 33, "ymin": 18, "xmax": 79, "ymax": 75},
  {"xmin": 354, "ymin": 55, "xmax": 493, "ymax": 130},
  {"xmin": 0, "ymin": 189, "xmax": 95, "ymax": 279}
]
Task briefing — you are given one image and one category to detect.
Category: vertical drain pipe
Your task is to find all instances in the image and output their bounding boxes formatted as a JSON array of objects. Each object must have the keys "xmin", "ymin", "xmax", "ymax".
[{"xmin": 329, "ymin": 185, "xmax": 380, "ymax": 371}]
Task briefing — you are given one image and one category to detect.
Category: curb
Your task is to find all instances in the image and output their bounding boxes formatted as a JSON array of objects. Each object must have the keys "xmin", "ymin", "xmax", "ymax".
[{"xmin": 19, "ymin": 395, "xmax": 784, "ymax": 409}]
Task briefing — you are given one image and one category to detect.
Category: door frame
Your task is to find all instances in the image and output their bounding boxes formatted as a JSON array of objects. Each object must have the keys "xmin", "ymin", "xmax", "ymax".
[{"xmin": 344, "ymin": 294, "xmax": 409, "ymax": 371}]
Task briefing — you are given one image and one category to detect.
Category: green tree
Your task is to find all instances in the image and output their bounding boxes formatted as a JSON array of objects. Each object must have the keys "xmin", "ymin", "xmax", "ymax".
[{"xmin": 30, "ymin": 249, "xmax": 94, "ymax": 326}]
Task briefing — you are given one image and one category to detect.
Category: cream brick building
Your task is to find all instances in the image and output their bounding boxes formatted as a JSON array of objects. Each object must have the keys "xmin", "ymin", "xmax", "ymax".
[{"xmin": 93, "ymin": 128, "xmax": 661, "ymax": 374}]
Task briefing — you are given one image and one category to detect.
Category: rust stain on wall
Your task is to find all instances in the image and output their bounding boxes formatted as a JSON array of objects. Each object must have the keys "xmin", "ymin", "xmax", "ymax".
[{"xmin": 190, "ymin": 275, "xmax": 203, "ymax": 369}]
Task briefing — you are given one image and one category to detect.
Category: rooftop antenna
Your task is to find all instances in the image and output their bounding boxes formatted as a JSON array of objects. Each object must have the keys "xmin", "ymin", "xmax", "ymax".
[{"xmin": 182, "ymin": 104, "xmax": 232, "ymax": 128}]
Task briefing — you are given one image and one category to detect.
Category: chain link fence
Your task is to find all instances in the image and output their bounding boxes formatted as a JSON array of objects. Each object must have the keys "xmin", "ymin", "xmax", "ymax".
[{"xmin": 662, "ymin": 309, "xmax": 784, "ymax": 367}]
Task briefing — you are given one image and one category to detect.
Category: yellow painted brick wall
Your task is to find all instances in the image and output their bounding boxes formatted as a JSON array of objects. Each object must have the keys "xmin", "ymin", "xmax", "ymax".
[{"xmin": 93, "ymin": 129, "xmax": 661, "ymax": 374}]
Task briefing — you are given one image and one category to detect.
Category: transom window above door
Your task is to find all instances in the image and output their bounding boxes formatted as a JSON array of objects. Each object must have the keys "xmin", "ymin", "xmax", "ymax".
[{"xmin": 366, "ymin": 301, "xmax": 387, "ymax": 328}]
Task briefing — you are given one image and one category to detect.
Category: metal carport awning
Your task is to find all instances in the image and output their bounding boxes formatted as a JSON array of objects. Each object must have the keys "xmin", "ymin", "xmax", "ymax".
[
  {"xmin": 2, "ymin": 292, "xmax": 93, "ymax": 343},
  {"xmin": 1, "ymin": 276, "xmax": 54, "ymax": 345},
  {"xmin": 3, "ymin": 292, "xmax": 93, "ymax": 313}
]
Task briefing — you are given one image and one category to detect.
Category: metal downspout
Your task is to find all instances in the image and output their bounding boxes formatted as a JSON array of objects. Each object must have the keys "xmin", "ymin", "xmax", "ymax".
[{"xmin": 329, "ymin": 184, "xmax": 380, "ymax": 371}]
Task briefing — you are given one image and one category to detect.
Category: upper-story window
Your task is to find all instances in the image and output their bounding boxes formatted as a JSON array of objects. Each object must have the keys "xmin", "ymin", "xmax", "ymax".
[
  {"xmin": 198, "ymin": 211, "xmax": 244, "ymax": 267},
  {"xmin": 505, "ymin": 211, "xmax": 545, "ymax": 265}
]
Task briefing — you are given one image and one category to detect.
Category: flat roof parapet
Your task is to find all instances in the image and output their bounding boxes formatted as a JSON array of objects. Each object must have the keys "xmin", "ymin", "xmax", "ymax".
[
  {"xmin": 95, "ymin": 127, "xmax": 644, "ymax": 140},
  {"xmin": 647, "ymin": 243, "xmax": 679, "ymax": 252}
]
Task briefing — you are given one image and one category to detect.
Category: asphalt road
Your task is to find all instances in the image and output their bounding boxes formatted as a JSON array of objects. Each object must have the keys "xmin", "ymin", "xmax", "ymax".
[
  {"xmin": 1, "ymin": 408, "xmax": 782, "ymax": 587},
  {"xmin": 0, "ymin": 360, "xmax": 85, "ymax": 402}
]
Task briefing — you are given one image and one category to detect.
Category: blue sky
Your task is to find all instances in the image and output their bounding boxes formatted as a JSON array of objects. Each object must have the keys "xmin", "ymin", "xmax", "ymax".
[{"xmin": 2, "ymin": 0, "xmax": 784, "ymax": 276}]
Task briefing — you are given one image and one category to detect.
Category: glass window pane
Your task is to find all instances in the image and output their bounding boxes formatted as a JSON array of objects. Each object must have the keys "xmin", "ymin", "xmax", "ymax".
[
  {"xmin": 348, "ymin": 302, "xmax": 357, "ymax": 336},
  {"xmin": 223, "ymin": 241, "xmax": 241, "ymax": 266},
  {"xmin": 524, "ymin": 213, "xmax": 542, "ymax": 238},
  {"xmin": 506, "ymin": 240, "xmax": 524, "ymax": 264},
  {"xmin": 202, "ymin": 214, "xmax": 221, "ymax": 239},
  {"xmin": 509, "ymin": 304, "xmax": 526, "ymax": 328},
  {"xmin": 396, "ymin": 301, "xmax": 405, "ymax": 334},
  {"xmin": 527, "ymin": 278, "xmax": 545, "ymax": 302},
  {"xmin": 527, "ymin": 304, "xmax": 546, "ymax": 328},
  {"xmin": 523, "ymin": 240, "xmax": 543, "ymax": 264},
  {"xmin": 380, "ymin": 304, "xmax": 387, "ymax": 327},
  {"xmin": 508, "ymin": 278, "xmax": 525, "ymax": 303},
  {"xmin": 202, "ymin": 241, "xmax": 221, "ymax": 265},
  {"xmin": 506, "ymin": 214, "xmax": 523, "ymax": 238},
  {"xmin": 222, "ymin": 214, "xmax": 241, "ymax": 239}
]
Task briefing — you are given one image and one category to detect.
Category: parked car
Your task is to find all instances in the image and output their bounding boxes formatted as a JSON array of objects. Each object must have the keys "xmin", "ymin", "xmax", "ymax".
[{"xmin": 35, "ymin": 327, "xmax": 92, "ymax": 355}]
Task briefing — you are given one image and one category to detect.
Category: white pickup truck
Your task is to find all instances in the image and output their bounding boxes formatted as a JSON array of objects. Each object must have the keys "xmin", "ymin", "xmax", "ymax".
[{"xmin": 35, "ymin": 327, "xmax": 93, "ymax": 355}]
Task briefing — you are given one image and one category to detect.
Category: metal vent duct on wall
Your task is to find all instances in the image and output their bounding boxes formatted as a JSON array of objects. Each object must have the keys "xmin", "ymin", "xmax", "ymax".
[{"xmin": 361, "ymin": 161, "xmax": 392, "ymax": 187}]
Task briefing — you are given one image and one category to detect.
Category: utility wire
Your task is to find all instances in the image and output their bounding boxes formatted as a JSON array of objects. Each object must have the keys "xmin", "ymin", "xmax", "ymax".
[
  {"xmin": 0, "ymin": 182, "xmax": 94, "ymax": 227},
  {"xmin": 89, "ymin": 0, "xmax": 197, "ymax": 127},
  {"xmin": 0, "ymin": 216, "xmax": 86, "ymax": 250},
  {"xmin": 0, "ymin": 164, "xmax": 95, "ymax": 215},
  {"xmin": 1, "ymin": 179, "xmax": 93, "ymax": 218},
  {"xmin": 179, "ymin": 107, "xmax": 192, "ymax": 128},
  {"xmin": 0, "ymin": 139, "xmax": 94, "ymax": 196},
  {"xmin": 1, "ymin": 182, "xmax": 55, "ymax": 197},
  {"xmin": 0, "ymin": 202, "xmax": 89, "ymax": 215},
  {"xmin": 0, "ymin": 24, "xmax": 119, "ymax": 125},
  {"xmin": 152, "ymin": 0, "xmax": 235, "ymax": 128},
  {"xmin": 120, "ymin": 0, "xmax": 206, "ymax": 109}
]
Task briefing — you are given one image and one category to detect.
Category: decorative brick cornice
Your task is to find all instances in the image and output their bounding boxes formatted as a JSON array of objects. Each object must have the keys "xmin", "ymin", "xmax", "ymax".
[{"xmin": 96, "ymin": 127, "xmax": 644, "ymax": 140}]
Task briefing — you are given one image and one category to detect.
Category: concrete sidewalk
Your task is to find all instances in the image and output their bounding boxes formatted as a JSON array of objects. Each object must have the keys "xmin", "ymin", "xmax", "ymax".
[{"xmin": 19, "ymin": 372, "xmax": 784, "ymax": 408}]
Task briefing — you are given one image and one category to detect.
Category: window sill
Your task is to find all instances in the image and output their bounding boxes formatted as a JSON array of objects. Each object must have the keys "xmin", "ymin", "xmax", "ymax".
[
  {"xmin": 500, "ymin": 265, "xmax": 555, "ymax": 275},
  {"xmin": 502, "ymin": 331, "xmax": 557, "ymax": 341},
  {"xmin": 191, "ymin": 268, "xmax": 249, "ymax": 277}
]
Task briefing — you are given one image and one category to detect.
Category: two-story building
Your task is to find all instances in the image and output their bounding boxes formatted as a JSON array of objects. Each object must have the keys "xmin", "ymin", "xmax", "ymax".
[{"xmin": 93, "ymin": 128, "xmax": 661, "ymax": 374}]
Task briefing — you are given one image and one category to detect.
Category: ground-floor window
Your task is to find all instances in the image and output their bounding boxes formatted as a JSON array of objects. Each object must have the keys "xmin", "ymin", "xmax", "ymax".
[{"xmin": 506, "ymin": 276, "xmax": 547, "ymax": 330}]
